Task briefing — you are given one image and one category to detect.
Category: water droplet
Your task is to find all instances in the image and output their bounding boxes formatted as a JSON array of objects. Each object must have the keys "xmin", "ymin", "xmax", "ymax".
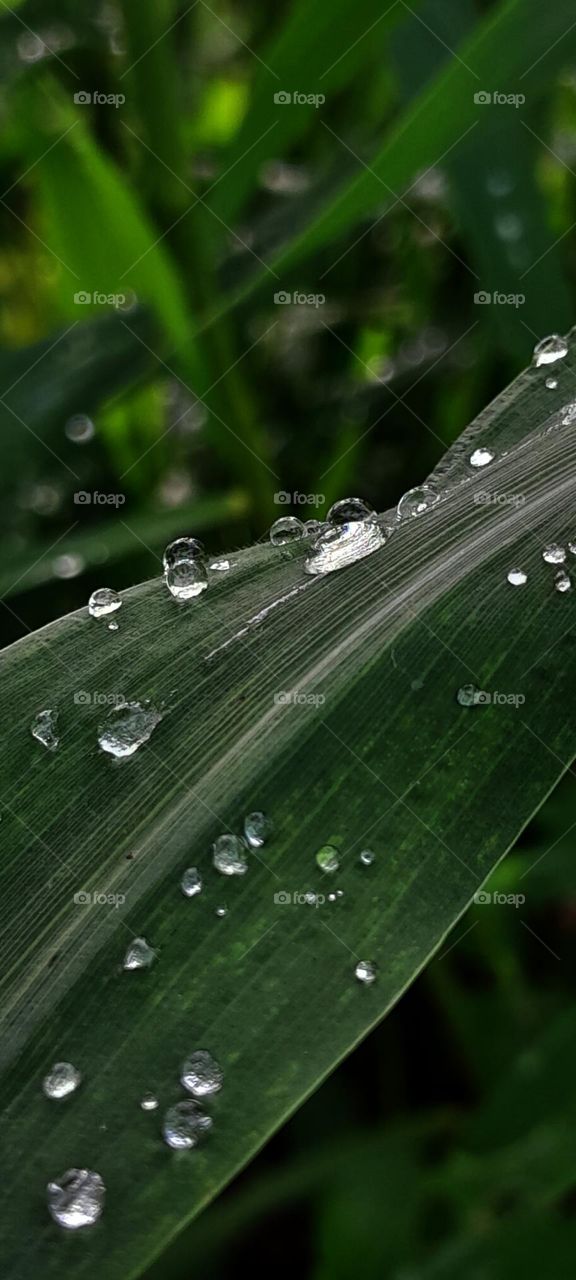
[
  {"xmin": 546, "ymin": 377, "xmax": 558, "ymax": 390},
  {"xmin": 316, "ymin": 845, "xmax": 340, "ymax": 874},
  {"xmin": 359, "ymin": 849, "xmax": 375, "ymax": 866},
  {"xmin": 469, "ymin": 448, "xmax": 494, "ymax": 468},
  {"xmin": 98, "ymin": 700, "xmax": 162, "ymax": 758},
  {"xmin": 533, "ymin": 334, "xmax": 568, "ymax": 367},
  {"xmin": 181, "ymin": 1050, "xmax": 223, "ymax": 1098},
  {"xmin": 507, "ymin": 568, "xmax": 527, "ymax": 586},
  {"xmin": 140, "ymin": 1092, "xmax": 159, "ymax": 1111},
  {"xmin": 561, "ymin": 402, "xmax": 576, "ymax": 425},
  {"xmin": 181, "ymin": 867, "xmax": 202, "ymax": 898},
  {"xmin": 568, "ymin": 542, "xmax": 576, "ymax": 556},
  {"xmin": 123, "ymin": 937, "xmax": 155, "ymax": 970},
  {"xmin": 210, "ymin": 560, "xmax": 230, "ymax": 572},
  {"xmin": 396, "ymin": 485, "xmax": 439, "ymax": 519},
  {"xmin": 88, "ymin": 587, "xmax": 122, "ymax": 619},
  {"xmin": 542, "ymin": 544, "xmax": 566, "ymax": 565},
  {"xmin": 47, "ymin": 1169, "xmax": 105, "ymax": 1230},
  {"xmin": 305, "ymin": 517, "xmax": 390, "ymax": 576},
  {"xmin": 326, "ymin": 497, "xmax": 373, "ymax": 525},
  {"xmin": 53, "ymin": 553, "xmax": 84, "ymax": 580},
  {"xmin": 243, "ymin": 811, "xmax": 272, "ymax": 848},
  {"xmin": 42, "ymin": 1061, "xmax": 81, "ymax": 1100},
  {"xmin": 162, "ymin": 1100, "xmax": 213, "ymax": 1149},
  {"xmin": 31, "ymin": 709, "xmax": 59, "ymax": 752},
  {"xmin": 457, "ymin": 684, "xmax": 481, "ymax": 708},
  {"xmin": 215, "ymin": 905, "xmax": 228, "ymax": 917},
  {"xmin": 304, "ymin": 519, "xmax": 322, "ymax": 535},
  {"xmin": 213, "ymin": 834, "xmax": 248, "ymax": 876},
  {"xmin": 269, "ymin": 516, "xmax": 306, "ymax": 546},
  {"xmin": 355, "ymin": 960, "xmax": 377, "ymax": 986},
  {"xmin": 65, "ymin": 414, "xmax": 95, "ymax": 445},
  {"xmin": 108, "ymin": 620, "xmax": 119, "ymax": 632},
  {"xmin": 555, "ymin": 570, "xmax": 572, "ymax": 594},
  {"xmin": 163, "ymin": 537, "xmax": 207, "ymax": 599}
]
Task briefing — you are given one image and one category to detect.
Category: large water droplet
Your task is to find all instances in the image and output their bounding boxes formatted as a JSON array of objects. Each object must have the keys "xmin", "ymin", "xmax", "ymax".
[
  {"xmin": 42, "ymin": 1061, "xmax": 81, "ymax": 1100},
  {"xmin": 98, "ymin": 700, "xmax": 162, "ymax": 757},
  {"xmin": 469, "ymin": 448, "xmax": 494, "ymax": 468},
  {"xmin": 88, "ymin": 587, "xmax": 122, "ymax": 619},
  {"xmin": 181, "ymin": 1050, "xmax": 223, "ymax": 1098},
  {"xmin": 305, "ymin": 517, "xmax": 390, "ymax": 576},
  {"xmin": 533, "ymin": 334, "xmax": 568, "ymax": 367},
  {"xmin": 326, "ymin": 497, "xmax": 373, "ymax": 525},
  {"xmin": 542, "ymin": 544, "xmax": 566, "ymax": 564},
  {"xmin": 47, "ymin": 1168, "xmax": 105, "ymax": 1229},
  {"xmin": 457, "ymin": 684, "xmax": 482, "ymax": 708},
  {"xmin": 140, "ymin": 1092, "xmax": 159, "ymax": 1111},
  {"xmin": 269, "ymin": 516, "xmax": 306, "ymax": 546},
  {"xmin": 243, "ymin": 811, "xmax": 272, "ymax": 848},
  {"xmin": 181, "ymin": 867, "xmax": 202, "ymax": 898},
  {"xmin": 555, "ymin": 570, "xmax": 572, "ymax": 594},
  {"xmin": 359, "ymin": 849, "xmax": 375, "ymax": 866},
  {"xmin": 213, "ymin": 834, "xmax": 248, "ymax": 876},
  {"xmin": 162, "ymin": 1100, "xmax": 213, "ymax": 1149},
  {"xmin": 163, "ymin": 537, "xmax": 208, "ymax": 599},
  {"xmin": 123, "ymin": 937, "xmax": 155, "ymax": 970},
  {"xmin": 507, "ymin": 568, "xmax": 527, "ymax": 586},
  {"xmin": 316, "ymin": 845, "xmax": 340, "ymax": 874},
  {"xmin": 31, "ymin": 709, "xmax": 59, "ymax": 752},
  {"xmin": 396, "ymin": 485, "xmax": 439, "ymax": 519},
  {"xmin": 355, "ymin": 959, "xmax": 377, "ymax": 986}
]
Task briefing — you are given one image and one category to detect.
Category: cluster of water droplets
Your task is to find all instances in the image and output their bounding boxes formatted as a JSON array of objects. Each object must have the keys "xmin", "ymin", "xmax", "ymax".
[{"xmin": 163, "ymin": 537, "xmax": 208, "ymax": 600}]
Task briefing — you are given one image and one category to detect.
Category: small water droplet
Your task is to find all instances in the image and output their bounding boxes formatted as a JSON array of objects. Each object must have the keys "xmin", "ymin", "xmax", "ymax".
[
  {"xmin": 98, "ymin": 700, "xmax": 162, "ymax": 758},
  {"xmin": 42, "ymin": 1061, "xmax": 81, "ymax": 1100},
  {"xmin": 65, "ymin": 414, "xmax": 95, "ymax": 445},
  {"xmin": 215, "ymin": 905, "xmax": 228, "ymax": 917},
  {"xmin": 123, "ymin": 937, "xmax": 155, "ymax": 970},
  {"xmin": 355, "ymin": 959, "xmax": 377, "ymax": 986},
  {"xmin": 304, "ymin": 519, "xmax": 322, "ymax": 535},
  {"xmin": 31, "ymin": 709, "xmax": 59, "ymax": 752},
  {"xmin": 568, "ymin": 542, "xmax": 576, "ymax": 556},
  {"xmin": 359, "ymin": 849, "xmax": 375, "ymax": 866},
  {"xmin": 316, "ymin": 845, "xmax": 340, "ymax": 874},
  {"xmin": 533, "ymin": 335, "xmax": 568, "ymax": 367},
  {"xmin": 469, "ymin": 448, "xmax": 494, "ymax": 468},
  {"xmin": 305, "ymin": 517, "xmax": 390, "ymax": 576},
  {"xmin": 210, "ymin": 560, "xmax": 230, "ymax": 572},
  {"xmin": 546, "ymin": 377, "xmax": 558, "ymax": 390},
  {"xmin": 507, "ymin": 568, "xmax": 527, "ymax": 586},
  {"xmin": 457, "ymin": 684, "xmax": 481, "ymax": 708},
  {"xmin": 181, "ymin": 1050, "xmax": 223, "ymax": 1098},
  {"xmin": 88, "ymin": 587, "xmax": 122, "ymax": 619},
  {"xmin": 163, "ymin": 537, "xmax": 207, "ymax": 599},
  {"xmin": 561, "ymin": 402, "xmax": 576, "ymax": 425},
  {"xmin": 397, "ymin": 485, "xmax": 439, "ymax": 519},
  {"xmin": 162, "ymin": 1100, "xmax": 213, "ymax": 1149},
  {"xmin": 107, "ymin": 620, "xmax": 119, "ymax": 632},
  {"xmin": 213, "ymin": 834, "xmax": 248, "ymax": 876},
  {"xmin": 181, "ymin": 867, "xmax": 202, "ymax": 898},
  {"xmin": 326, "ymin": 497, "xmax": 373, "ymax": 525},
  {"xmin": 47, "ymin": 1168, "xmax": 105, "ymax": 1230},
  {"xmin": 555, "ymin": 570, "xmax": 572, "ymax": 594},
  {"xmin": 140, "ymin": 1092, "xmax": 159, "ymax": 1111},
  {"xmin": 243, "ymin": 811, "xmax": 272, "ymax": 848},
  {"xmin": 542, "ymin": 544, "xmax": 566, "ymax": 565},
  {"xmin": 269, "ymin": 516, "xmax": 306, "ymax": 546}
]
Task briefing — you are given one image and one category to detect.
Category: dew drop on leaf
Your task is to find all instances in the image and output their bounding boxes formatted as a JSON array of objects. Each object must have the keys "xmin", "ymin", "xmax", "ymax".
[
  {"xmin": 396, "ymin": 485, "xmax": 439, "ymax": 518},
  {"xmin": 305, "ymin": 517, "xmax": 390, "ymax": 576},
  {"xmin": 31, "ymin": 709, "xmax": 59, "ymax": 752},
  {"xmin": 140, "ymin": 1093, "xmax": 159, "ymax": 1111},
  {"xmin": 181, "ymin": 867, "xmax": 202, "ymax": 898},
  {"xmin": 98, "ymin": 701, "xmax": 162, "ymax": 758},
  {"xmin": 162, "ymin": 1100, "xmax": 213, "ymax": 1149},
  {"xmin": 181, "ymin": 1050, "xmax": 223, "ymax": 1098},
  {"xmin": 316, "ymin": 845, "xmax": 340, "ymax": 873},
  {"xmin": 163, "ymin": 537, "xmax": 208, "ymax": 599},
  {"xmin": 359, "ymin": 849, "xmax": 375, "ymax": 866},
  {"xmin": 507, "ymin": 568, "xmax": 527, "ymax": 586},
  {"xmin": 545, "ymin": 377, "xmax": 558, "ymax": 390},
  {"xmin": 456, "ymin": 684, "xmax": 481, "ymax": 707},
  {"xmin": 542, "ymin": 544, "xmax": 566, "ymax": 564},
  {"xmin": 46, "ymin": 1168, "xmax": 105, "ymax": 1230},
  {"xmin": 554, "ymin": 571, "xmax": 572, "ymax": 594},
  {"xmin": 532, "ymin": 334, "xmax": 568, "ymax": 367},
  {"xmin": 213, "ymin": 834, "xmax": 248, "ymax": 876},
  {"xmin": 355, "ymin": 960, "xmax": 377, "ymax": 986},
  {"xmin": 269, "ymin": 516, "xmax": 306, "ymax": 546},
  {"xmin": 469, "ymin": 448, "xmax": 494, "ymax": 468},
  {"xmin": 42, "ymin": 1061, "xmax": 81, "ymax": 1100},
  {"xmin": 123, "ymin": 937, "xmax": 155, "ymax": 971},
  {"xmin": 243, "ymin": 811, "xmax": 272, "ymax": 848},
  {"xmin": 326, "ymin": 497, "xmax": 373, "ymax": 525},
  {"xmin": 88, "ymin": 587, "xmax": 122, "ymax": 619}
]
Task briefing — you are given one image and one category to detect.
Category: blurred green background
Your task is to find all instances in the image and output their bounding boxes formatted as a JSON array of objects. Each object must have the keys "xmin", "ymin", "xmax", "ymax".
[{"xmin": 2, "ymin": 0, "xmax": 576, "ymax": 1274}]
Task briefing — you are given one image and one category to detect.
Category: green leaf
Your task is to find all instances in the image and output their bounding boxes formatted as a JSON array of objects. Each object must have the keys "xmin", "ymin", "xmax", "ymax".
[{"xmin": 1, "ymin": 337, "xmax": 576, "ymax": 1277}]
